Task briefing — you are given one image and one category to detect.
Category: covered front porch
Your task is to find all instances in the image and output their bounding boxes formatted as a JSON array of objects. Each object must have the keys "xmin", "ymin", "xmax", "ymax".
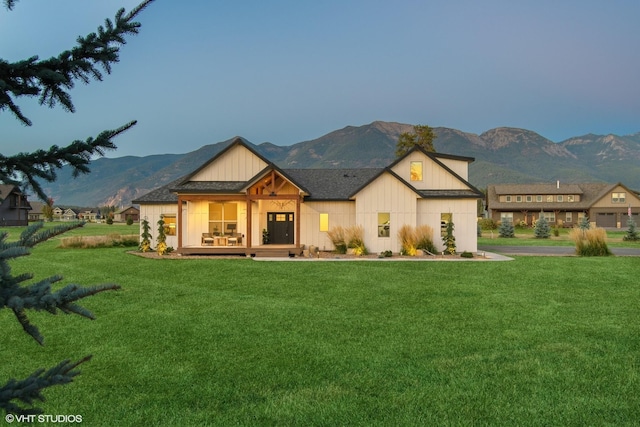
[{"xmin": 175, "ymin": 170, "xmax": 305, "ymax": 257}]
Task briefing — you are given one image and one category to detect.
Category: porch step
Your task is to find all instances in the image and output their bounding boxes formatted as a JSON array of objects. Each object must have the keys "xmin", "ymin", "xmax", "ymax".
[{"xmin": 253, "ymin": 249, "xmax": 291, "ymax": 258}]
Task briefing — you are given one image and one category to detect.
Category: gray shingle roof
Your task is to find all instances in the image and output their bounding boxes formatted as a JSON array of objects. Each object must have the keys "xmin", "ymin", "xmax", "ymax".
[
  {"xmin": 132, "ymin": 178, "xmax": 184, "ymax": 204},
  {"xmin": 418, "ymin": 189, "xmax": 484, "ymax": 198},
  {"xmin": 170, "ymin": 181, "xmax": 247, "ymax": 193},
  {"xmin": 284, "ymin": 168, "xmax": 383, "ymax": 200}
]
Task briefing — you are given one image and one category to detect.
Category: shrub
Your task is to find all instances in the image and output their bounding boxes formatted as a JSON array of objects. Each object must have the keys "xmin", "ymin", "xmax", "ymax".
[
  {"xmin": 460, "ymin": 251, "xmax": 474, "ymax": 258},
  {"xmin": 478, "ymin": 218, "xmax": 497, "ymax": 230},
  {"xmin": 327, "ymin": 226, "xmax": 347, "ymax": 254},
  {"xmin": 379, "ymin": 250, "xmax": 393, "ymax": 258},
  {"xmin": 569, "ymin": 227, "xmax": 612, "ymax": 256},
  {"xmin": 552, "ymin": 226, "xmax": 560, "ymax": 237},
  {"xmin": 498, "ymin": 221, "xmax": 515, "ymax": 238}
]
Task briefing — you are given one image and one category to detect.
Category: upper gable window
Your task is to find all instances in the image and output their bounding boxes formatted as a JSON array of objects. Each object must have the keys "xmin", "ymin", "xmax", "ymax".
[
  {"xmin": 410, "ymin": 161, "xmax": 423, "ymax": 181},
  {"xmin": 612, "ymin": 192, "xmax": 626, "ymax": 203}
]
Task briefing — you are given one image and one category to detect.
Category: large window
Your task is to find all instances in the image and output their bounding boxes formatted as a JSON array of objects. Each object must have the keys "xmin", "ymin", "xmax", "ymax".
[
  {"xmin": 162, "ymin": 214, "xmax": 176, "ymax": 236},
  {"xmin": 410, "ymin": 161, "xmax": 423, "ymax": 181},
  {"xmin": 541, "ymin": 212, "xmax": 555, "ymax": 223},
  {"xmin": 319, "ymin": 213, "xmax": 329, "ymax": 232},
  {"xmin": 209, "ymin": 203, "xmax": 238, "ymax": 235},
  {"xmin": 378, "ymin": 213, "xmax": 390, "ymax": 237},
  {"xmin": 612, "ymin": 192, "xmax": 626, "ymax": 203},
  {"xmin": 500, "ymin": 212, "xmax": 513, "ymax": 224}
]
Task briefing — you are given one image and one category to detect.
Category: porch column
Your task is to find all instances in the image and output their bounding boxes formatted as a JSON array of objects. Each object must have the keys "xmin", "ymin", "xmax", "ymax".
[
  {"xmin": 177, "ymin": 195, "xmax": 183, "ymax": 250},
  {"xmin": 296, "ymin": 194, "xmax": 301, "ymax": 249},
  {"xmin": 246, "ymin": 197, "xmax": 252, "ymax": 249}
]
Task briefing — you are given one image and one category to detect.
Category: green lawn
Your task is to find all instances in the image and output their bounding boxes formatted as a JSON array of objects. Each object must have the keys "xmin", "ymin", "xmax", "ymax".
[{"xmin": 1, "ymin": 224, "xmax": 639, "ymax": 426}]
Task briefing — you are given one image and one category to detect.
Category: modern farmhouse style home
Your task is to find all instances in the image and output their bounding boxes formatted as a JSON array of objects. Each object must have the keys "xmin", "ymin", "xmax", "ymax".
[
  {"xmin": 486, "ymin": 182, "xmax": 640, "ymax": 228},
  {"xmin": 133, "ymin": 138, "xmax": 483, "ymax": 256}
]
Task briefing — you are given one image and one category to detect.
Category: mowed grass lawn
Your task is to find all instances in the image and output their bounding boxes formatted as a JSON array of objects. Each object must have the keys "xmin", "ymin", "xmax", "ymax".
[{"xmin": 1, "ymin": 223, "xmax": 639, "ymax": 426}]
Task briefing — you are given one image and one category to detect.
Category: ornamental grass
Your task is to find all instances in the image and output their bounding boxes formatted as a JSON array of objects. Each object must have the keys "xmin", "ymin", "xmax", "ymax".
[
  {"xmin": 327, "ymin": 225, "xmax": 347, "ymax": 254},
  {"xmin": 59, "ymin": 233, "xmax": 139, "ymax": 249},
  {"xmin": 415, "ymin": 224, "xmax": 437, "ymax": 254},
  {"xmin": 569, "ymin": 227, "xmax": 612, "ymax": 256},
  {"xmin": 345, "ymin": 225, "xmax": 367, "ymax": 255},
  {"xmin": 398, "ymin": 224, "xmax": 417, "ymax": 255}
]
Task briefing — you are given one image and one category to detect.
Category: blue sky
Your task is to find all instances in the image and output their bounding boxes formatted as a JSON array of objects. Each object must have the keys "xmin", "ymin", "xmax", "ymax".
[{"xmin": 1, "ymin": 0, "xmax": 639, "ymax": 158}]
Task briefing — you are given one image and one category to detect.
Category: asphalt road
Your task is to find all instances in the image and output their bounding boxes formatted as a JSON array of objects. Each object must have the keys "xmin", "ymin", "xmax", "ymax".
[{"xmin": 478, "ymin": 245, "xmax": 640, "ymax": 256}]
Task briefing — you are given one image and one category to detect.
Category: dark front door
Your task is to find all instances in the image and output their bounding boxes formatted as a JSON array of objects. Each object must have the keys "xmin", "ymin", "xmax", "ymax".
[{"xmin": 267, "ymin": 212, "xmax": 294, "ymax": 244}]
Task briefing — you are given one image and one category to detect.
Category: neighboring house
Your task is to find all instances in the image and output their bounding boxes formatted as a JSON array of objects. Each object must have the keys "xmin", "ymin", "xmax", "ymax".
[
  {"xmin": 133, "ymin": 138, "xmax": 483, "ymax": 256},
  {"xmin": 53, "ymin": 206, "xmax": 64, "ymax": 220},
  {"xmin": 0, "ymin": 184, "xmax": 31, "ymax": 226},
  {"xmin": 28, "ymin": 201, "xmax": 46, "ymax": 222},
  {"xmin": 61, "ymin": 208, "xmax": 78, "ymax": 221},
  {"xmin": 115, "ymin": 206, "xmax": 140, "ymax": 222},
  {"xmin": 78, "ymin": 210, "xmax": 98, "ymax": 222},
  {"xmin": 486, "ymin": 182, "xmax": 640, "ymax": 228}
]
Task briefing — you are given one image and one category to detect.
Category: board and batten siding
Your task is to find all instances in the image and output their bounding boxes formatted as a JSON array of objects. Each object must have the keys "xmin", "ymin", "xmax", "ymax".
[
  {"xmin": 417, "ymin": 198, "xmax": 478, "ymax": 253},
  {"xmin": 390, "ymin": 153, "xmax": 469, "ymax": 190},
  {"xmin": 190, "ymin": 144, "xmax": 268, "ymax": 182},
  {"xmin": 137, "ymin": 204, "xmax": 179, "ymax": 249},
  {"xmin": 300, "ymin": 201, "xmax": 356, "ymax": 251},
  {"xmin": 436, "ymin": 157, "xmax": 469, "ymax": 181},
  {"xmin": 354, "ymin": 172, "xmax": 418, "ymax": 254}
]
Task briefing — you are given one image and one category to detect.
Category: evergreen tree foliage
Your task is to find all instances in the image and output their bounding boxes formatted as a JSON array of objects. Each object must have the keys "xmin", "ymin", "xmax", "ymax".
[
  {"xmin": 395, "ymin": 124, "xmax": 437, "ymax": 157},
  {"xmin": 498, "ymin": 221, "xmax": 515, "ymax": 238},
  {"xmin": 156, "ymin": 216, "xmax": 168, "ymax": 255},
  {"xmin": 0, "ymin": 0, "xmax": 154, "ymax": 415},
  {"xmin": 578, "ymin": 216, "xmax": 590, "ymax": 231},
  {"xmin": 139, "ymin": 217, "xmax": 152, "ymax": 252},
  {"xmin": 623, "ymin": 217, "xmax": 639, "ymax": 241},
  {"xmin": 534, "ymin": 215, "xmax": 551, "ymax": 238},
  {"xmin": 442, "ymin": 219, "xmax": 456, "ymax": 255}
]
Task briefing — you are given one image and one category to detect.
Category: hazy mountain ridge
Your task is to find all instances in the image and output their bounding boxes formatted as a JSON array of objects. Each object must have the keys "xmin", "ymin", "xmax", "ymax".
[{"xmin": 38, "ymin": 122, "xmax": 640, "ymax": 207}]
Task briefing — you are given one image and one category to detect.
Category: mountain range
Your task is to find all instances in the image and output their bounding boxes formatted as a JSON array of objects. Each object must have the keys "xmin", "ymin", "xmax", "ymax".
[{"xmin": 39, "ymin": 121, "xmax": 640, "ymax": 207}]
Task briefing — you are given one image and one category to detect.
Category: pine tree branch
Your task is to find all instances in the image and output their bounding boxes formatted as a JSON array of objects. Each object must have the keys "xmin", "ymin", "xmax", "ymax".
[
  {"xmin": 0, "ymin": 0, "xmax": 155, "ymax": 125},
  {"xmin": 2, "ymin": 0, "xmax": 16, "ymax": 11},
  {"xmin": 0, "ymin": 120, "xmax": 136, "ymax": 201},
  {"xmin": 0, "ymin": 355, "xmax": 92, "ymax": 416},
  {"xmin": 0, "ymin": 222, "xmax": 121, "ymax": 345}
]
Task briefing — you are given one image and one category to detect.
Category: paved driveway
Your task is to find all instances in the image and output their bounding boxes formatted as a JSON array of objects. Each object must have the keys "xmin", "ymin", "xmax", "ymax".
[{"xmin": 479, "ymin": 245, "xmax": 640, "ymax": 256}]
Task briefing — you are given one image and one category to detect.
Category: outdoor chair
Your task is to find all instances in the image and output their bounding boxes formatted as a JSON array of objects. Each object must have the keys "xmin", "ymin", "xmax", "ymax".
[{"xmin": 201, "ymin": 233, "xmax": 214, "ymax": 245}]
